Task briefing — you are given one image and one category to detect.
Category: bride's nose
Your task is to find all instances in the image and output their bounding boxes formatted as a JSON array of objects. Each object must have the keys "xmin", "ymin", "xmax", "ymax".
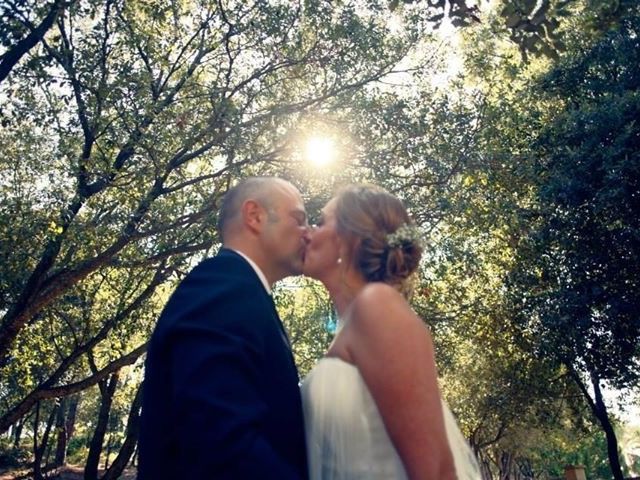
[{"xmin": 302, "ymin": 227, "xmax": 312, "ymax": 244}]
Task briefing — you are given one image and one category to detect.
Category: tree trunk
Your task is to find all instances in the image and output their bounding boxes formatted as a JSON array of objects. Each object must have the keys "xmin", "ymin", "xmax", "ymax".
[
  {"xmin": 66, "ymin": 394, "xmax": 80, "ymax": 440},
  {"xmin": 102, "ymin": 384, "xmax": 143, "ymax": 480},
  {"xmin": 570, "ymin": 368, "xmax": 625, "ymax": 480},
  {"xmin": 84, "ymin": 373, "xmax": 119, "ymax": 480},
  {"xmin": 44, "ymin": 427, "xmax": 55, "ymax": 472},
  {"xmin": 0, "ymin": 343, "xmax": 146, "ymax": 433},
  {"xmin": 53, "ymin": 394, "xmax": 80, "ymax": 467},
  {"xmin": 32, "ymin": 402, "xmax": 41, "ymax": 480},
  {"xmin": 54, "ymin": 397, "xmax": 67, "ymax": 467},
  {"xmin": 12, "ymin": 418, "xmax": 23, "ymax": 449},
  {"xmin": 590, "ymin": 372, "xmax": 625, "ymax": 480},
  {"xmin": 103, "ymin": 428, "xmax": 114, "ymax": 471},
  {"xmin": 499, "ymin": 451, "xmax": 512, "ymax": 480},
  {"xmin": 32, "ymin": 401, "xmax": 58, "ymax": 480}
]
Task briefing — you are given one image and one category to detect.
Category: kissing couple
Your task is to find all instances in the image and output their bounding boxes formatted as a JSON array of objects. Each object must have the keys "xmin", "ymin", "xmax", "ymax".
[{"xmin": 138, "ymin": 177, "xmax": 481, "ymax": 479}]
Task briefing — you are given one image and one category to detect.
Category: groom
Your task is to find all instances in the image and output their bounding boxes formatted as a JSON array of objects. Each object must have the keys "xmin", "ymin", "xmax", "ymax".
[{"xmin": 138, "ymin": 177, "xmax": 310, "ymax": 479}]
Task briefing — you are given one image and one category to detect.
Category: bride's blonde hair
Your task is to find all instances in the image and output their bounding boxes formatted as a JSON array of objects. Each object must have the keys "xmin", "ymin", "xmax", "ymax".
[{"xmin": 333, "ymin": 184, "xmax": 423, "ymax": 298}]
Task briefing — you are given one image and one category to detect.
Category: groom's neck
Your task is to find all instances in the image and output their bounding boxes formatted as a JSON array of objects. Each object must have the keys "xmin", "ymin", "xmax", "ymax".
[{"xmin": 223, "ymin": 240, "xmax": 275, "ymax": 286}]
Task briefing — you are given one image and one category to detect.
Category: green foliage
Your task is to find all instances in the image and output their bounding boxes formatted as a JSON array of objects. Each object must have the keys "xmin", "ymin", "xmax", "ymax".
[
  {"xmin": 0, "ymin": 438, "xmax": 30, "ymax": 469},
  {"xmin": 445, "ymin": 5, "xmax": 640, "ymax": 478},
  {"xmin": 2, "ymin": 0, "xmax": 638, "ymax": 477},
  {"xmin": 525, "ymin": 421, "xmax": 623, "ymax": 479},
  {"xmin": 388, "ymin": 0, "xmax": 635, "ymax": 61},
  {"xmin": 66, "ymin": 435, "xmax": 90, "ymax": 465},
  {"xmin": 276, "ymin": 278, "xmax": 334, "ymax": 378},
  {"xmin": 412, "ymin": 4, "xmax": 640, "ymax": 478},
  {"xmin": 0, "ymin": 1, "xmax": 460, "ymax": 474},
  {"xmin": 506, "ymin": 9, "xmax": 640, "ymax": 391}
]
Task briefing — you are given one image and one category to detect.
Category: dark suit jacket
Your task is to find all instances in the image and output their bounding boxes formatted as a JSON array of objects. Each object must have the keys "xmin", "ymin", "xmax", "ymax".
[{"xmin": 138, "ymin": 249, "xmax": 308, "ymax": 479}]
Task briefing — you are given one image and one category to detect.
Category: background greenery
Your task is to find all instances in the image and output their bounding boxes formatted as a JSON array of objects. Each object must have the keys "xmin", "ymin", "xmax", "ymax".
[{"xmin": 0, "ymin": 0, "xmax": 638, "ymax": 479}]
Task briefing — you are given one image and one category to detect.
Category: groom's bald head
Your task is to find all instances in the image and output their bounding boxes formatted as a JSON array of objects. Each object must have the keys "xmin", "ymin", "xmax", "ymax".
[{"xmin": 217, "ymin": 177, "xmax": 292, "ymax": 242}]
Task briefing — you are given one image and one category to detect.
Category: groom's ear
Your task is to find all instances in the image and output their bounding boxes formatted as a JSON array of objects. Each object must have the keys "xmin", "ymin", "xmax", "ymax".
[{"xmin": 242, "ymin": 199, "xmax": 265, "ymax": 233}]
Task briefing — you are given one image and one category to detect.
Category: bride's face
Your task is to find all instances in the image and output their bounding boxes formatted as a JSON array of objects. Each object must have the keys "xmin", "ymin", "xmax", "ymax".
[{"xmin": 303, "ymin": 198, "xmax": 343, "ymax": 282}]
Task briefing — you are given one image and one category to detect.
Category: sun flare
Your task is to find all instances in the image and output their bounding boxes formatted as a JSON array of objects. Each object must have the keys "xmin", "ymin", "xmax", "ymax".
[{"xmin": 305, "ymin": 137, "xmax": 336, "ymax": 168}]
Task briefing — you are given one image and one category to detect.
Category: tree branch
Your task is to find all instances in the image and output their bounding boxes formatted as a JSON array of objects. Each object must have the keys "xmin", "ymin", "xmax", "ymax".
[
  {"xmin": 0, "ymin": 343, "xmax": 147, "ymax": 433},
  {"xmin": 0, "ymin": 0, "xmax": 71, "ymax": 84}
]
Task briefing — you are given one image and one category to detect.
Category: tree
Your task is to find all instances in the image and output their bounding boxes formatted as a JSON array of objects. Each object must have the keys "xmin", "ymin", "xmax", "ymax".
[
  {"xmin": 1, "ymin": 0, "xmax": 460, "ymax": 475},
  {"xmin": 404, "ymin": 2, "xmax": 640, "ymax": 477},
  {"xmin": 101, "ymin": 383, "xmax": 143, "ymax": 480},
  {"xmin": 83, "ymin": 371, "xmax": 118, "ymax": 480},
  {"xmin": 276, "ymin": 279, "xmax": 334, "ymax": 378},
  {"xmin": 0, "ymin": 0, "xmax": 76, "ymax": 85},
  {"xmin": 497, "ymin": 10, "xmax": 640, "ymax": 479},
  {"xmin": 1, "ymin": 0, "xmax": 413, "ymax": 361},
  {"xmin": 393, "ymin": 0, "xmax": 636, "ymax": 61}
]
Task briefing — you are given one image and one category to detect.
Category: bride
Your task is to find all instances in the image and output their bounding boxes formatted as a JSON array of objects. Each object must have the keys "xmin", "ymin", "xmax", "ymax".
[{"xmin": 301, "ymin": 184, "xmax": 481, "ymax": 480}]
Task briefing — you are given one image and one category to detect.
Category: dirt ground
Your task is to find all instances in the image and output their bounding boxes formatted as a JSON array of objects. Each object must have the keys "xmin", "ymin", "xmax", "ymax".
[{"xmin": 0, "ymin": 466, "xmax": 136, "ymax": 480}]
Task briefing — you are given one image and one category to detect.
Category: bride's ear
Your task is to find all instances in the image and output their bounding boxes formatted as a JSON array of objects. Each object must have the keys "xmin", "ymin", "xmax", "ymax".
[{"xmin": 337, "ymin": 236, "xmax": 357, "ymax": 267}]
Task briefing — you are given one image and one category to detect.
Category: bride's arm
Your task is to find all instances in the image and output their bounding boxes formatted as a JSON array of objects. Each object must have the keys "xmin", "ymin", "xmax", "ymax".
[{"xmin": 345, "ymin": 282, "xmax": 457, "ymax": 480}]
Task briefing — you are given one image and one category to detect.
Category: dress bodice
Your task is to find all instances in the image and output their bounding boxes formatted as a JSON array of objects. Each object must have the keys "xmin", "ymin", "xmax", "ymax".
[
  {"xmin": 301, "ymin": 357, "xmax": 482, "ymax": 480},
  {"xmin": 301, "ymin": 357, "xmax": 408, "ymax": 480}
]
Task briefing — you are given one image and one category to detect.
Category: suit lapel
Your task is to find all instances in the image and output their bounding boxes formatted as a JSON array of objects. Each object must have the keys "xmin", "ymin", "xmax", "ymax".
[
  {"xmin": 265, "ymin": 294, "xmax": 292, "ymax": 349},
  {"xmin": 219, "ymin": 248, "xmax": 292, "ymax": 350}
]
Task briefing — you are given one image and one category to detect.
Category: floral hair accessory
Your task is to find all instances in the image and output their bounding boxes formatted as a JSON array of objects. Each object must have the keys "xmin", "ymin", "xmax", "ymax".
[{"xmin": 386, "ymin": 223, "xmax": 424, "ymax": 249}]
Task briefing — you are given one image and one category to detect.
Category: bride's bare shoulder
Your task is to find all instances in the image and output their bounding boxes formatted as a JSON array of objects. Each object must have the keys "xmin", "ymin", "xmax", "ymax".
[
  {"xmin": 349, "ymin": 283, "xmax": 418, "ymax": 330},
  {"xmin": 345, "ymin": 283, "xmax": 432, "ymax": 374},
  {"xmin": 354, "ymin": 282, "xmax": 403, "ymax": 305}
]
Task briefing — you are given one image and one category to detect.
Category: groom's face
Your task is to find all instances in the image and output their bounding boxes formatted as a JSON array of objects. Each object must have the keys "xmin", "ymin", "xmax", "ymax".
[{"xmin": 260, "ymin": 183, "xmax": 309, "ymax": 281}]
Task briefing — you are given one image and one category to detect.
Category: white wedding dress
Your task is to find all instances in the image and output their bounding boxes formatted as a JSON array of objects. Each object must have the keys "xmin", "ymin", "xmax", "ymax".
[{"xmin": 300, "ymin": 357, "xmax": 481, "ymax": 480}]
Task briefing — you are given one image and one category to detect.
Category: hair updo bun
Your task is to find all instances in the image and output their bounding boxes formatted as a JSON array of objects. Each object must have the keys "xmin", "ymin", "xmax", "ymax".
[{"xmin": 334, "ymin": 184, "xmax": 423, "ymax": 297}]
